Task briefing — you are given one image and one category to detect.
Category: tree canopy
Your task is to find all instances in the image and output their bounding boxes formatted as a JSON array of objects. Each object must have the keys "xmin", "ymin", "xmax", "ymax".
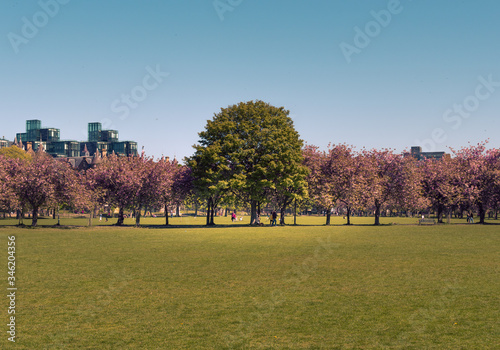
[
  {"xmin": 0, "ymin": 145, "xmax": 31, "ymax": 161},
  {"xmin": 188, "ymin": 100, "xmax": 308, "ymax": 225}
]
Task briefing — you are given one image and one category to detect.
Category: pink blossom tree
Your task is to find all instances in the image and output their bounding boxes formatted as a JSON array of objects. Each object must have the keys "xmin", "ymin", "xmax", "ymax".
[
  {"xmin": 304, "ymin": 144, "xmax": 367, "ymax": 225},
  {"xmin": 421, "ymin": 155, "xmax": 461, "ymax": 223},
  {"xmin": 10, "ymin": 148, "xmax": 83, "ymax": 227},
  {"xmin": 132, "ymin": 156, "xmax": 157, "ymax": 226},
  {"xmin": 452, "ymin": 142, "xmax": 500, "ymax": 223},
  {"xmin": 51, "ymin": 158, "xmax": 87, "ymax": 225},
  {"xmin": 397, "ymin": 155, "xmax": 429, "ymax": 215},
  {"xmin": 303, "ymin": 145, "xmax": 334, "ymax": 225},
  {"xmin": 487, "ymin": 148, "xmax": 500, "ymax": 219},
  {"xmin": 12, "ymin": 149, "xmax": 55, "ymax": 226},
  {"xmin": 90, "ymin": 153, "xmax": 142, "ymax": 226},
  {"xmin": 156, "ymin": 158, "xmax": 193, "ymax": 226},
  {"xmin": 171, "ymin": 163, "xmax": 193, "ymax": 218},
  {"xmin": 155, "ymin": 157, "xmax": 176, "ymax": 225},
  {"xmin": 362, "ymin": 149, "xmax": 400, "ymax": 225},
  {"xmin": 329, "ymin": 145, "xmax": 370, "ymax": 225},
  {"xmin": 363, "ymin": 149, "xmax": 426, "ymax": 225}
]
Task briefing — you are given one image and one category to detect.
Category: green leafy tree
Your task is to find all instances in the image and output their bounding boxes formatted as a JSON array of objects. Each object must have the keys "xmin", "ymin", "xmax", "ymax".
[
  {"xmin": 188, "ymin": 100, "xmax": 307, "ymax": 225},
  {"xmin": 0, "ymin": 155, "xmax": 21, "ymax": 216},
  {"xmin": 0, "ymin": 145, "xmax": 31, "ymax": 161},
  {"xmin": 271, "ymin": 155, "xmax": 309, "ymax": 225},
  {"xmin": 188, "ymin": 141, "xmax": 231, "ymax": 225}
]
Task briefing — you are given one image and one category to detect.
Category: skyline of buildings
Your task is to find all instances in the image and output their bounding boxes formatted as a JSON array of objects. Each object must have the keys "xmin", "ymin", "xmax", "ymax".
[
  {"xmin": 2, "ymin": 119, "xmax": 450, "ymax": 162},
  {"xmin": 404, "ymin": 146, "xmax": 449, "ymax": 161},
  {"xmin": 12, "ymin": 119, "xmax": 138, "ymax": 158}
]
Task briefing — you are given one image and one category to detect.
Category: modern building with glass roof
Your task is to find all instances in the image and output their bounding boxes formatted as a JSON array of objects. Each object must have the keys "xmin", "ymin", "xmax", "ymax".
[{"xmin": 15, "ymin": 120, "xmax": 138, "ymax": 158}]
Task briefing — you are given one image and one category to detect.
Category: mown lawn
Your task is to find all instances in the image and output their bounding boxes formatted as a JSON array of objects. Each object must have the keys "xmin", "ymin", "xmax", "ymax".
[{"xmin": 0, "ymin": 221, "xmax": 498, "ymax": 349}]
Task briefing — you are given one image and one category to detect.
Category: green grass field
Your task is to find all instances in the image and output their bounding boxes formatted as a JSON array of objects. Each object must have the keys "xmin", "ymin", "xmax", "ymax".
[{"xmin": 0, "ymin": 218, "xmax": 499, "ymax": 349}]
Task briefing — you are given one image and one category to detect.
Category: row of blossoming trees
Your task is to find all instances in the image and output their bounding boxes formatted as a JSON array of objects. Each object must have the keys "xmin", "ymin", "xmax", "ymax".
[
  {"xmin": 303, "ymin": 143, "xmax": 500, "ymax": 225},
  {"xmin": 1, "ymin": 101, "xmax": 499, "ymax": 227},
  {"xmin": 0, "ymin": 147, "xmax": 192, "ymax": 227}
]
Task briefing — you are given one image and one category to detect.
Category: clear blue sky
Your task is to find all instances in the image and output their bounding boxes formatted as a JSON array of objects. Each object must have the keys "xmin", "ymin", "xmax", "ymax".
[{"xmin": 1, "ymin": 0, "xmax": 499, "ymax": 161}]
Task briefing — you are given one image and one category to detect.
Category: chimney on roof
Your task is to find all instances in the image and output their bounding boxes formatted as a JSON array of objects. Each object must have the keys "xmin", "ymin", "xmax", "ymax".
[{"xmin": 83, "ymin": 144, "xmax": 90, "ymax": 157}]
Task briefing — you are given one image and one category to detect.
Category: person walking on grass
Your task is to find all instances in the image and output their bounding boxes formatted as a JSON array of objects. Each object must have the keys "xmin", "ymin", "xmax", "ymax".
[{"xmin": 271, "ymin": 211, "xmax": 277, "ymax": 226}]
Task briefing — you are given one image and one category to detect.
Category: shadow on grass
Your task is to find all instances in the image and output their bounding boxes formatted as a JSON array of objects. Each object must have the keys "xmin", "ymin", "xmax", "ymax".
[
  {"xmin": 132, "ymin": 223, "xmax": 282, "ymax": 229},
  {"xmin": 2, "ymin": 217, "xmax": 499, "ymax": 229}
]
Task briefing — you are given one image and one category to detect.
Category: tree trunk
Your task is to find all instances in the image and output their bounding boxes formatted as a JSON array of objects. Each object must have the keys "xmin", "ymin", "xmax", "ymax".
[
  {"xmin": 17, "ymin": 208, "xmax": 24, "ymax": 225},
  {"xmin": 478, "ymin": 203, "xmax": 486, "ymax": 224},
  {"xmin": 135, "ymin": 206, "xmax": 142, "ymax": 227},
  {"xmin": 194, "ymin": 202, "xmax": 198, "ymax": 217},
  {"xmin": 447, "ymin": 208, "xmax": 451, "ymax": 224},
  {"xmin": 325, "ymin": 207, "xmax": 331, "ymax": 225},
  {"xmin": 294, "ymin": 199, "xmax": 297, "ymax": 225},
  {"xmin": 250, "ymin": 200, "xmax": 257, "ymax": 225},
  {"xmin": 206, "ymin": 198, "xmax": 211, "ymax": 226},
  {"xmin": 165, "ymin": 205, "xmax": 169, "ymax": 226},
  {"xmin": 176, "ymin": 204, "xmax": 180, "ymax": 217},
  {"xmin": 116, "ymin": 207, "xmax": 124, "ymax": 226},
  {"xmin": 374, "ymin": 200, "xmax": 381, "ymax": 226},
  {"xmin": 346, "ymin": 206, "xmax": 352, "ymax": 225},
  {"xmin": 210, "ymin": 202, "xmax": 215, "ymax": 225},
  {"xmin": 31, "ymin": 207, "xmax": 38, "ymax": 227},
  {"xmin": 52, "ymin": 207, "xmax": 56, "ymax": 219},
  {"xmin": 280, "ymin": 204, "xmax": 286, "ymax": 225},
  {"xmin": 437, "ymin": 206, "xmax": 444, "ymax": 223}
]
